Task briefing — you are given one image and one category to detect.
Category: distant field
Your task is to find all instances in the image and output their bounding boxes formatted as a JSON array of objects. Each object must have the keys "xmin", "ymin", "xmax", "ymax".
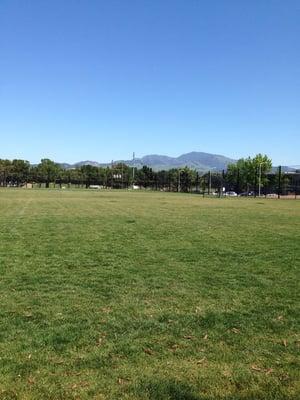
[{"xmin": 0, "ymin": 189, "xmax": 299, "ymax": 400}]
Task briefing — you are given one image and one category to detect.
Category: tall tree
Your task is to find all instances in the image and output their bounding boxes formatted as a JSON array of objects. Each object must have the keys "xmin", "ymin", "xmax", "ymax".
[
  {"xmin": 37, "ymin": 159, "xmax": 60, "ymax": 188},
  {"xmin": 0, "ymin": 159, "xmax": 12, "ymax": 186},
  {"xmin": 80, "ymin": 165, "xmax": 99, "ymax": 188},
  {"xmin": 226, "ymin": 154, "xmax": 272, "ymax": 193},
  {"xmin": 11, "ymin": 159, "xmax": 30, "ymax": 185}
]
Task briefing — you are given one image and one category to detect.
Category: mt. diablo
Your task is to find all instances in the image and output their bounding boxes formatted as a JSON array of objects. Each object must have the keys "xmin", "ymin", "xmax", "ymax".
[{"xmin": 61, "ymin": 152, "xmax": 236, "ymax": 172}]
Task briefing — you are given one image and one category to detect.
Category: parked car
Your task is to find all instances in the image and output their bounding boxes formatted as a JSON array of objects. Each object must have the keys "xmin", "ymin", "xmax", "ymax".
[
  {"xmin": 266, "ymin": 193, "xmax": 277, "ymax": 198},
  {"xmin": 89, "ymin": 185, "xmax": 101, "ymax": 189},
  {"xmin": 225, "ymin": 191, "xmax": 238, "ymax": 197},
  {"xmin": 239, "ymin": 191, "xmax": 255, "ymax": 197}
]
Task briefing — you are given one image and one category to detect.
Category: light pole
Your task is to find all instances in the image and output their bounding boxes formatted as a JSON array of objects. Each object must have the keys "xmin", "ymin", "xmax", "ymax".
[
  {"xmin": 258, "ymin": 162, "xmax": 265, "ymax": 197},
  {"xmin": 258, "ymin": 163, "xmax": 261, "ymax": 197},
  {"xmin": 111, "ymin": 160, "xmax": 114, "ymax": 189},
  {"xmin": 132, "ymin": 152, "xmax": 135, "ymax": 189}
]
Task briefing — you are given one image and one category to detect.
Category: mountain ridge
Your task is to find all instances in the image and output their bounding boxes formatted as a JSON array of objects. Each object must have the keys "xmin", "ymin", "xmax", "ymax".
[
  {"xmin": 55, "ymin": 152, "xmax": 298, "ymax": 172},
  {"xmin": 65, "ymin": 152, "xmax": 236, "ymax": 172}
]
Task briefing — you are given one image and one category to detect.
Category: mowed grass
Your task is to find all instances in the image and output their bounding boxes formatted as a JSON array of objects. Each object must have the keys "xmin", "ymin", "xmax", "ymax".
[{"xmin": 0, "ymin": 189, "xmax": 299, "ymax": 400}]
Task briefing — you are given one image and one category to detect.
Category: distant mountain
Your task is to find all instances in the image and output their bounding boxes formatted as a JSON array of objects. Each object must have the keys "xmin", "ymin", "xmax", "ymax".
[
  {"xmin": 59, "ymin": 152, "xmax": 236, "ymax": 172},
  {"xmin": 289, "ymin": 165, "xmax": 300, "ymax": 170},
  {"xmin": 270, "ymin": 166, "xmax": 297, "ymax": 173},
  {"xmin": 129, "ymin": 152, "xmax": 235, "ymax": 171},
  {"xmin": 281, "ymin": 166, "xmax": 297, "ymax": 172},
  {"xmin": 73, "ymin": 160, "xmax": 104, "ymax": 168},
  {"xmin": 41, "ymin": 156, "xmax": 300, "ymax": 173},
  {"xmin": 58, "ymin": 163, "xmax": 73, "ymax": 169}
]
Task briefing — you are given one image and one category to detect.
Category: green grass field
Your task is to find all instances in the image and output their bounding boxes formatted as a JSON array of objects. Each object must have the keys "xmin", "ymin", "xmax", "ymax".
[{"xmin": 0, "ymin": 189, "xmax": 299, "ymax": 400}]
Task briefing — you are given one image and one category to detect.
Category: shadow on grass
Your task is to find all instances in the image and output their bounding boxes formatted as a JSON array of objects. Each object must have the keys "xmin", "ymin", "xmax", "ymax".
[
  {"xmin": 135, "ymin": 379, "xmax": 199, "ymax": 400},
  {"xmin": 134, "ymin": 379, "xmax": 299, "ymax": 400}
]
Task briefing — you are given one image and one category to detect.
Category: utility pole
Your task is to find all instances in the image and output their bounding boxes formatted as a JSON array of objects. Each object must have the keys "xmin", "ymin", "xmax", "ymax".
[
  {"xmin": 111, "ymin": 160, "xmax": 114, "ymax": 189},
  {"xmin": 258, "ymin": 163, "xmax": 262, "ymax": 197},
  {"xmin": 132, "ymin": 152, "xmax": 135, "ymax": 188},
  {"xmin": 278, "ymin": 166, "xmax": 282, "ymax": 199},
  {"xmin": 254, "ymin": 166, "xmax": 258, "ymax": 197}
]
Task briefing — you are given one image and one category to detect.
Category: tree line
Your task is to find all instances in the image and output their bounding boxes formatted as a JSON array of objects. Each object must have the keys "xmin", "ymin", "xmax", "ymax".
[{"xmin": 0, "ymin": 155, "xmax": 299, "ymax": 195}]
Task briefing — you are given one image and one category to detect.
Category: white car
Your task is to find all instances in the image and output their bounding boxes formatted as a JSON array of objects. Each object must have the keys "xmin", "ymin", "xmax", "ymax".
[
  {"xmin": 225, "ymin": 191, "xmax": 238, "ymax": 197},
  {"xmin": 266, "ymin": 193, "xmax": 277, "ymax": 198},
  {"xmin": 89, "ymin": 185, "xmax": 101, "ymax": 189}
]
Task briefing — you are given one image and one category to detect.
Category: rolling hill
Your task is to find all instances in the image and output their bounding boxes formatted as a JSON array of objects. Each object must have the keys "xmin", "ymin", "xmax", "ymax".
[{"xmin": 62, "ymin": 152, "xmax": 236, "ymax": 172}]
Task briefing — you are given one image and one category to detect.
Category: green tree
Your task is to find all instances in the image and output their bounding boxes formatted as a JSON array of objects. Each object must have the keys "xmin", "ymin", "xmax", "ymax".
[
  {"xmin": 11, "ymin": 159, "xmax": 30, "ymax": 186},
  {"xmin": 179, "ymin": 167, "xmax": 193, "ymax": 192},
  {"xmin": 37, "ymin": 159, "xmax": 60, "ymax": 188},
  {"xmin": 0, "ymin": 159, "xmax": 12, "ymax": 186},
  {"xmin": 226, "ymin": 154, "xmax": 272, "ymax": 194},
  {"xmin": 80, "ymin": 165, "xmax": 99, "ymax": 188}
]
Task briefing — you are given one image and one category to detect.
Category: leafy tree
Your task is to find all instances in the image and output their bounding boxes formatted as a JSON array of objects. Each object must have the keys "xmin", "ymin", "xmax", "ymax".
[
  {"xmin": 226, "ymin": 154, "xmax": 272, "ymax": 193},
  {"xmin": 37, "ymin": 159, "xmax": 60, "ymax": 188},
  {"xmin": 157, "ymin": 170, "xmax": 169, "ymax": 191},
  {"xmin": 179, "ymin": 167, "xmax": 193, "ymax": 192},
  {"xmin": 166, "ymin": 169, "xmax": 180, "ymax": 192},
  {"xmin": 80, "ymin": 165, "xmax": 99, "ymax": 188},
  {"xmin": 11, "ymin": 159, "xmax": 30, "ymax": 185},
  {"xmin": 0, "ymin": 159, "xmax": 12, "ymax": 186}
]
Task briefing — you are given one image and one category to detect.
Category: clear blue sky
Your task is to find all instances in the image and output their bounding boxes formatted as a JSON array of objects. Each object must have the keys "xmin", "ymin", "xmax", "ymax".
[{"xmin": 0, "ymin": 0, "xmax": 299, "ymax": 165}]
